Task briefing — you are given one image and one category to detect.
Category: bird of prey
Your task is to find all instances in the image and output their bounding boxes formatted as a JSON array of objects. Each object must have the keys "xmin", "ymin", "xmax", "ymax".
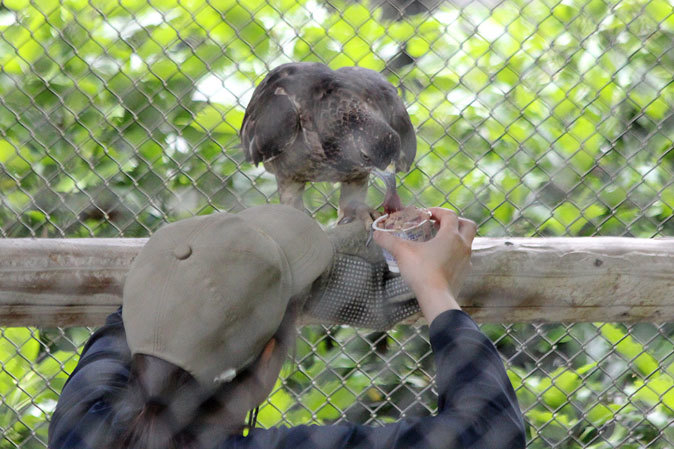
[{"xmin": 240, "ymin": 62, "xmax": 416, "ymax": 223}]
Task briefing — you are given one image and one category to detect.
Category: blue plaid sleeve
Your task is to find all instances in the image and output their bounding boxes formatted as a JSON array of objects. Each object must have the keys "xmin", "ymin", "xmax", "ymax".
[{"xmin": 223, "ymin": 310, "xmax": 526, "ymax": 449}]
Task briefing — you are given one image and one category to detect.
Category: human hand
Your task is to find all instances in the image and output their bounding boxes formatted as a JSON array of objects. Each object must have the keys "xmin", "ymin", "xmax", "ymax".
[{"xmin": 373, "ymin": 208, "xmax": 476, "ymax": 324}]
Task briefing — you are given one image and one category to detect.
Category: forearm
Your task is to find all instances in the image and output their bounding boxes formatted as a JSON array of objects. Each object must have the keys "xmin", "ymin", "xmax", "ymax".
[{"xmin": 415, "ymin": 285, "xmax": 461, "ymax": 324}]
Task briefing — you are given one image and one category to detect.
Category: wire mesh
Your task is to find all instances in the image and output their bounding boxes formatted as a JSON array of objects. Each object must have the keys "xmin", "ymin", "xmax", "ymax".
[{"xmin": 0, "ymin": 0, "xmax": 672, "ymax": 447}]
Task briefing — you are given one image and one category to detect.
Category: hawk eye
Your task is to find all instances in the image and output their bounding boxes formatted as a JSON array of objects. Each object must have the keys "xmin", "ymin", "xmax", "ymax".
[{"xmin": 361, "ymin": 152, "xmax": 371, "ymax": 163}]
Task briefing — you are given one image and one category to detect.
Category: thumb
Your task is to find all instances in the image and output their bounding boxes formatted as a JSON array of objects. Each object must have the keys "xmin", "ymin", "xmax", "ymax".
[{"xmin": 373, "ymin": 230, "xmax": 403, "ymax": 255}]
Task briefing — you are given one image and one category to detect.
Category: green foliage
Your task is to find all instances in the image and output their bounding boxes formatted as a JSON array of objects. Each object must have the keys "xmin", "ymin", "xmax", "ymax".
[
  {"xmin": 0, "ymin": 0, "xmax": 671, "ymax": 237},
  {"xmin": 0, "ymin": 0, "xmax": 672, "ymax": 447},
  {"xmin": 0, "ymin": 328, "xmax": 81, "ymax": 448}
]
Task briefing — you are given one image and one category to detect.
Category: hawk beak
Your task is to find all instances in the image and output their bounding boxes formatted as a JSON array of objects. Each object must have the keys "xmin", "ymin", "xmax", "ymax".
[{"xmin": 372, "ymin": 168, "xmax": 396, "ymax": 191}]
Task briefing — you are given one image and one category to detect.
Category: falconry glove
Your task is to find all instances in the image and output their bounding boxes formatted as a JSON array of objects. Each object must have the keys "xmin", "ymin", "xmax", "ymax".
[{"xmin": 302, "ymin": 221, "xmax": 420, "ymax": 330}]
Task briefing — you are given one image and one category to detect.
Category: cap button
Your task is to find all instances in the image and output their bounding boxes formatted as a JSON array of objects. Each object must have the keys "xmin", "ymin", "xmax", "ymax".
[{"xmin": 173, "ymin": 244, "xmax": 192, "ymax": 260}]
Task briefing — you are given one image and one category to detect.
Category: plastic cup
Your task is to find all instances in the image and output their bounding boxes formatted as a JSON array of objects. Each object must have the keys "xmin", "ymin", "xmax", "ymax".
[{"xmin": 372, "ymin": 210, "xmax": 438, "ymax": 273}]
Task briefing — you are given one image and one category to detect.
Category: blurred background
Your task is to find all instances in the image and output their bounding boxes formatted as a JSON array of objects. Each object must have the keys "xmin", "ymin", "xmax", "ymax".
[{"xmin": 0, "ymin": 0, "xmax": 672, "ymax": 447}]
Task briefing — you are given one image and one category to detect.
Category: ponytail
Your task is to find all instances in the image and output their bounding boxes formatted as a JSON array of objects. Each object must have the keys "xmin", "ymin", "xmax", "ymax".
[
  {"xmin": 111, "ymin": 302, "xmax": 300, "ymax": 449},
  {"xmin": 109, "ymin": 355, "xmax": 200, "ymax": 449}
]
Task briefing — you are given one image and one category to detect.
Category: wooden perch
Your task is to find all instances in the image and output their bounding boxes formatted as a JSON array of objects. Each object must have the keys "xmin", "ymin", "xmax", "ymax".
[{"xmin": 0, "ymin": 237, "xmax": 672, "ymax": 326}]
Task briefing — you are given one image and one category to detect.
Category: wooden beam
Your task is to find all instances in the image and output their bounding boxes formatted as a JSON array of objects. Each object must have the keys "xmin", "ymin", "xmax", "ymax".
[
  {"xmin": 0, "ymin": 237, "xmax": 672, "ymax": 326},
  {"xmin": 0, "ymin": 238, "xmax": 143, "ymax": 327}
]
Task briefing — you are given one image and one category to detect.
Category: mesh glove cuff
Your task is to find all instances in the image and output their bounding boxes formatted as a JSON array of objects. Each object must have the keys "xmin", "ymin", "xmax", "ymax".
[{"xmin": 303, "ymin": 221, "xmax": 420, "ymax": 330}]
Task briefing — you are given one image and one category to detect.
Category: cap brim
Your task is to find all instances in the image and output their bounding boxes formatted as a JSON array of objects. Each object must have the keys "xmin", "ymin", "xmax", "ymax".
[{"xmin": 238, "ymin": 205, "xmax": 334, "ymax": 296}]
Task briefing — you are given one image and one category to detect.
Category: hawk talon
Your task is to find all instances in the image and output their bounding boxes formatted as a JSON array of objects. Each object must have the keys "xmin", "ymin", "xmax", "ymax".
[
  {"xmin": 366, "ymin": 227, "xmax": 374, "ymax": 247},
  {"xmin": 339, "ymin": 200, "xmax": 381, "ymax": 228}
]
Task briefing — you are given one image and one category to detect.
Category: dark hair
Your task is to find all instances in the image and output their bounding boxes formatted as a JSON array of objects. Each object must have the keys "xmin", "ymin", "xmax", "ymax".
[
  {"xmin": 113, "ymin": 355, "xmax": 200, "ymax": 449},
  {"xmin": 109, "ymin": 305, "xmax": 299, "ymax": 449}
]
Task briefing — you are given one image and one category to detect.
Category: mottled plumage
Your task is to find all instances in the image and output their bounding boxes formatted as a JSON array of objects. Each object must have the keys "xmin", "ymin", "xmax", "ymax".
[{"xmin": 241, "ymin": 62, "xmax": 416, "ymax": 220}]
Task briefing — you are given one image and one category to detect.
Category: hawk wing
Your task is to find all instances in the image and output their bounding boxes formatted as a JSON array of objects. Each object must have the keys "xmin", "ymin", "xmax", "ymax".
[{"xmin": 241, "ymin": 69, "xmax": 301, "ymax": 166}]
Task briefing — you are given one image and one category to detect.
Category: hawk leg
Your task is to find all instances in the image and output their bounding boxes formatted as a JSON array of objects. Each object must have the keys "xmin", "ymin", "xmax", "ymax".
[
  {"xmin": 277, "ymin": 177, "xmax": 306, "ymax": 211},
  {"xmin": 338, "ymin": 177, "xmax": 382, "ymax": 225}
]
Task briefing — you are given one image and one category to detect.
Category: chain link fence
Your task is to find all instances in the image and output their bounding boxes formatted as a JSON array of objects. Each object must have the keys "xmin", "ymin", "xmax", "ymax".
[{"xmin": 0, "ymin": 0, "xmax": 672, "ymax": 447}]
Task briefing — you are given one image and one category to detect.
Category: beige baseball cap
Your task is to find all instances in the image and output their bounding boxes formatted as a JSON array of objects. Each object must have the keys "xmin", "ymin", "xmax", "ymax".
[{"xmin": 122, "ymin": 204, "xmax": 333, "ymax": 388}]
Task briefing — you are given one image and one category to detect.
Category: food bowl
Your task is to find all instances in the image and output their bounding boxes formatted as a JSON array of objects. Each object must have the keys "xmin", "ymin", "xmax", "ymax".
[{"xmin": 372, "ymin": 208, "xmax": 437, "ymax": 273}]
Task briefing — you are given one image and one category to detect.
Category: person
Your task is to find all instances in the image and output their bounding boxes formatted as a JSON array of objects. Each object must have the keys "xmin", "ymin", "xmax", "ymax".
[{"xmin": 48, "ymin": 204, "xmax": 526, "ymax": 449}]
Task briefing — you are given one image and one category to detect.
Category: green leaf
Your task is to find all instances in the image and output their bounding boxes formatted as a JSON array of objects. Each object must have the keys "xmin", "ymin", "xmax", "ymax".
[
  {"xmin": 407, "ymin": 37, "xmax": 430, "ymax": 58},
  {"xmin": 633, "ymin": 374, "xmax": 674, "ymax": 413},
  {"xmin": 388, "ymin": 21, "xmax": 415, "ymax": 41},
  {"xmin": 0, "ymin": 328, "xmax": 39, "ymax": 395},
  {"xmin": 190, "ymin": 104, "xmax": 243, "ymax": 136},
  {"xmin": 587, "ymin": 403, "xmax": 616, "ymax": 426},
  {"xmin": 0, "ymin": 140, "xmax": 20, "ymax": 165},
  {"xmin": 601, "ymin": 324, "xmax": 659, "ymax": 376},
  {"xmin": 342, "ymin": 4, "xmax": 371, "ymax": 27},
  {"xmin": 3, "ymin": 0, "xmax": 30, "ymax": 10},
  {"xmin": 257, "ymin": 378, "xmax": 297, "ymax": 427}
]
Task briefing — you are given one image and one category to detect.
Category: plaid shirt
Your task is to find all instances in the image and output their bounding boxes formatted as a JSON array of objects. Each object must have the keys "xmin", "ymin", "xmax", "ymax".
[{"xmin": 48, "ymin": 308, "xmax": 525, "ymax": 449}]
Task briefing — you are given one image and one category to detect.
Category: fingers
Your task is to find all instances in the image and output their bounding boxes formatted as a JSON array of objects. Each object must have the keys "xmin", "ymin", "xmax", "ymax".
[
  {"xmin": 373, "ymin": 230, "xmax": 407, "ymax": 257},
  {"xmin": 427, "ymin": 208, "xmax": 476, "ymax": 238},
  {"xmin": 428, "ymin": 207, "xmax": 458, "ymax": 233},
  {"xmin": 458, "ymin": 218, "xmax": 477, "ymax": 243},
  {"xmin": 373, "ymin": 230, "xmax": 395, "ymax": 251},
  {"xmin": 373, "ymin": 209, "xmax": 477, "ymax": 259}
]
